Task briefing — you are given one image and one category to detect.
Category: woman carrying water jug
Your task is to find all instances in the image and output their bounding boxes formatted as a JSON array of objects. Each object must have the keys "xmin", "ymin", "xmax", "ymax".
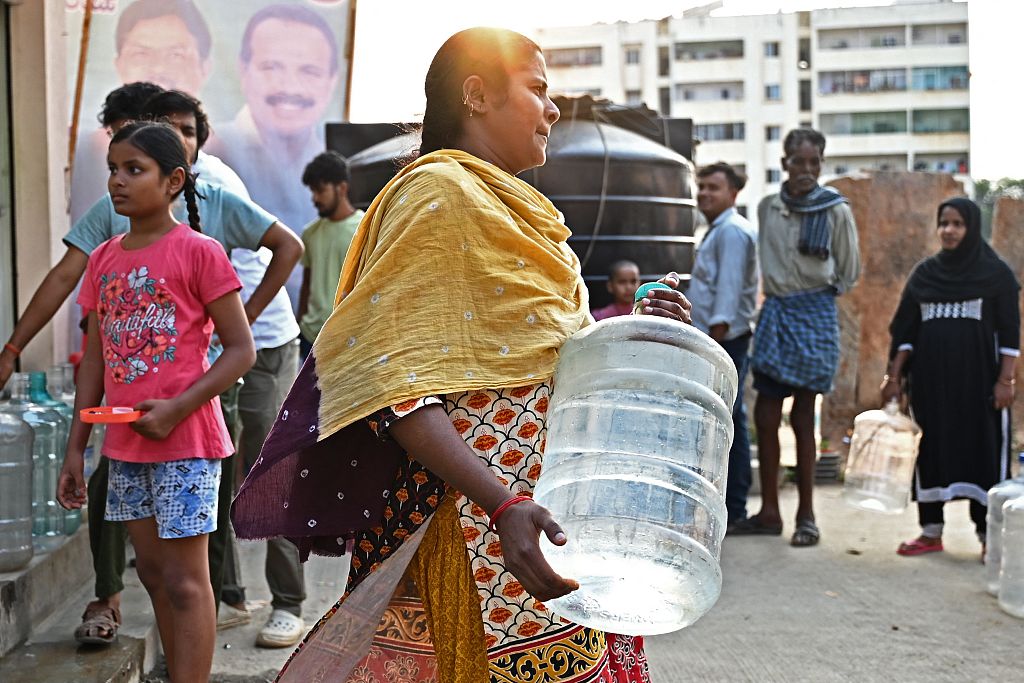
[
  {"xmin": 884, "ymin": 197, "xmax": 1019, "ymax": 558},
  {"xmin": 231, "ymin": 27, "xmax": 690, "ymax": 682}
]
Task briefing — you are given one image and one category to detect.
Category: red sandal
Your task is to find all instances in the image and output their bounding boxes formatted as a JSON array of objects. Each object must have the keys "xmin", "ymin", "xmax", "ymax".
[{"xmin": 897, "ymin": 537, "xmax": 943, "ymax": 556}]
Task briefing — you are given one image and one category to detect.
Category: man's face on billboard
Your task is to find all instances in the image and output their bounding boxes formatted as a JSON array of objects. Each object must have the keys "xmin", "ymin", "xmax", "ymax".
[
  {"xmin": 114, "ymin": 15, "xmax": 210, "ymax": 95},
  {"xmin": 239, "ymin": 18, "xmax": 338, "ymax": 137}
]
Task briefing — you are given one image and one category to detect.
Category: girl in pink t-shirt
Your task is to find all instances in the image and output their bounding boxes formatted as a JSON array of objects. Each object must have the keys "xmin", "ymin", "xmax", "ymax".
[{"xmin": 57, "ymin": 122, "xmax": 256, "ymax": 682}]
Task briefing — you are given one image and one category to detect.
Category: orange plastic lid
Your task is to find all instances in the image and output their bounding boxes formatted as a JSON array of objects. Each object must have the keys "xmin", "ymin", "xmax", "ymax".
[{"xmin": 80, "ymin": 406, "xmax": 142, "ymax": 424}]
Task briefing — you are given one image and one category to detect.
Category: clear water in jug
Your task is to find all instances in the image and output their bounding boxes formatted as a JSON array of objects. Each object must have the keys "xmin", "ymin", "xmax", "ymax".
[
  {"xmin": 1, "ymin": 373, "xmax": 65, "ymax": 551},
  {"xmin": 534, "ymin": 315, "xmax": 737, "ymax": 635},
  {"xmin": 998, "ymin": 497, "xmax": 1024, "ymax": 618},
  {"xmin": 842, "ymin": 402, "xmax": 921, "ymax": 514},
  {"xmin": 986, "ymin": 454, "xmax": 1024, "ymax": 596},
  {"xmin": 0, "ymin": 412, "xmax": 34, "ymax": 571},
  {"xmin": 31, "ymin": 371, "xmax": 80, "ymax": 536}
]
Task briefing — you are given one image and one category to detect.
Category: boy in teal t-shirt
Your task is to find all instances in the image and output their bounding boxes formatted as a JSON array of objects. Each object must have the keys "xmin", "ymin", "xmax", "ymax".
[{"xmin": 298, "ymin": 152, "xmax": 363, "ymax": 359}]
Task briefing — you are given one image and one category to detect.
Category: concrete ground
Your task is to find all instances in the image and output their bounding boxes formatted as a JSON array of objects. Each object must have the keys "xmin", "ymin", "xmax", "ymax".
[{"xmin": 6, "ymin": 480, "xmax": 1020, "ymax": 681}]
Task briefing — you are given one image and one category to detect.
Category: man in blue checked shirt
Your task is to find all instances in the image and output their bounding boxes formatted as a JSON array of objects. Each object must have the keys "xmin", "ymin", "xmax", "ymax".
[
  {"xmin": 731, "ymin": 128, "xmax": 860, "ymax": 547},
  {"xmin": 688, "ymin": 162, "xmax": 759, "ymax": 532}
]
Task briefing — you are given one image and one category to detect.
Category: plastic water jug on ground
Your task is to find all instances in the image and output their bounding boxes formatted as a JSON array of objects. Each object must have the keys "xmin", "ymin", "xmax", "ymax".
[
  {"xmin": 986, "ymin": 454, "xmax": 1024, "ymax": 596},
  {"xmin": 1, "ymin": 373, "xmax": 65, "ymax": 551},
  {"xmin": 533, "ymin": 313, "xmax": 738, "ymax": 635},
  {"xmin": 998, "ymin": 497, "xmax": 1024, "ymax": 618},
  {"xmin": 842, "ymin": 401, "xmax": 921, "ymax": 514},
  {"xmin": 30, "ymin": 371, "xmax": 80, "ymax": 535},
  {"xmin": 0, "ymin": 412, "xmax": 34, "ymax": 571}
]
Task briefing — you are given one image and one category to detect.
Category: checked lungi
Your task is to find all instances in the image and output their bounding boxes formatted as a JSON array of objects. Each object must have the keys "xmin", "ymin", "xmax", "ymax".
[{"xmin": 751, "ymin": 288, "xmax": 839, "ymax": 394}]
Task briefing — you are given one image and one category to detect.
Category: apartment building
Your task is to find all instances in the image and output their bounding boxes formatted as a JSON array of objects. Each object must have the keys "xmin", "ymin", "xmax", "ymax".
[{"xmin": 535, "ymin": 0, "xmax": 970, "ymax": 219}]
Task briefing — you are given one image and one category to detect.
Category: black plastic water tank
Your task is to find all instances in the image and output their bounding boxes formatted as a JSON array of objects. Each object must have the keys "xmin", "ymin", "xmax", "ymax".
[{"xmin": 341, "ymin": 104, "xmax": 698, "ymax": 309}]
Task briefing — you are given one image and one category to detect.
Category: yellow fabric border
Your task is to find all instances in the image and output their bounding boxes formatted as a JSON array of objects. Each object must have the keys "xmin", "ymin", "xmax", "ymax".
[
  {"xmin": 409, "ymin": 495, "xmax": 489, "ymax": 682},
  {"xmin": 312, "ymin": 150, "xmax": 589, "ymax": 440}
]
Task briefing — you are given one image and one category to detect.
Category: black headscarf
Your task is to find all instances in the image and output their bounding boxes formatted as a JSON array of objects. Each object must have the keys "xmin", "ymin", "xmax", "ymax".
[{"xmin": 904, "ymin": 197, "xmax": 1019, "ymax": 303}]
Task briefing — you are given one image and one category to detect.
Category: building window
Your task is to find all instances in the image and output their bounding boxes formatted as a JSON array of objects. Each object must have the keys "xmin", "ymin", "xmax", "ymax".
[
  {"xmin": 799, "ymin": 80, "xmax": 812, "ymax": 111},
  {"xmin": 625, "ymin": 47, "xmax": 641, "ymax": 65},
  {"xmin": 819, "ymin": 26, "xmax": 906, "ymax": 50},
  {"xmin": 544, "ymin": 46, "xmax": 602, "ymax": 67},
  {"xmin": 765, "ymin": 84, "xmax": 781, "ymax": 101},
  {"xmin": 800, "ymin": 120, "xmax": 812, "ymax": 129},
  {"xmin": 764, "ymin": 41, "xmax": 780, "ymax": 57},
  {"xmin": 694, "ymin": 122, "xmax": 745, "ymax": 141},
  {"xmin": 911, "ymin": 66, "xmax": 969, "ymax": 91},
  {"xmin": 674, "ymin": 40, "xmax": 744, "ymax": 61},
  {"xmin": 914, "ymin": 154, "xmax": 968, "ymax": 173},
  {"xmin": 820, "ymin": 111, "xmax": 908, "ymax": 135},
  {"xmin": 674, "ymin": 81, "xmax": 743, "ymax": 101},
  {"xmin": 658, "ymin": 86, "xmax": 671, "ymax": 115},
  {"xmin": 625, "ymin": 89, "xmax": 642, "ymax": 106},
  {"xmin": 911, "ymin": 23, "xmax": 968, "ymax": 46},
  {"xmin": 765, "ymin": 125, "xmax": 781, "ymax": 141},
  {"xmin": 819, "ymin": 69, "xmax": 908, "ymax": 95},
  {"xmin": 798, "ymin": 38, "xmax": 811, "ymax": 69},
  {"xmin": 912, "ymin": 108, "xmax": 969, "ymax": 134},
  {"xmin": 658, "ymin": 46, "xmax": 670, "ymax": 76},
  {"xmin": 766, "ymin": 169, "xmax": 782, "ymax": 183},
  {"xmin": 736, "ymin": 205, "xmax": 748, "ymax": 218}
]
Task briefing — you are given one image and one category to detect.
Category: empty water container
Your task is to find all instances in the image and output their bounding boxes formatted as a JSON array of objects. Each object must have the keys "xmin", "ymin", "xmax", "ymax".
[
  {"xmin": 998, "ymin": 497, "xmax": 1024, "ymax": 618},
  {"xmin": 1, "ymin": 373, "xmax": 65, "ymax": 551},
  {"xmin": 986, "ymin": 455, "xmax": 1024, "ymax": 596},
  {"xmin": 0, "ymin": 412, "xmax": 34, "ymax": 571},
  {"xmin": 533, "ymin": 314, "xmax": 737, "ymax": 635},
  {"xmin": 842, "ymin": 402, "xmax": 921, "ymax": 514}
]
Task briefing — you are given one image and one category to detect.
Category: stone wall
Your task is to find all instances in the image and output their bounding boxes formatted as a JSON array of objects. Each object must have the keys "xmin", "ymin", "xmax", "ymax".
[
  {"xmin": 820, "ymin": 172, "xmax": 965, "ymax": 459},
  {"xmin": 991, "ymin": 196, "xmax": 1024, "ymax": 446}
]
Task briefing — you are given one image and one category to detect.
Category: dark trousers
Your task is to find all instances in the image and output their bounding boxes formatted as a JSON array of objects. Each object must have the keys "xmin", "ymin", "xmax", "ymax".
[
  {"xmin": 89, "ymin": 384, "xmax": 241, "ymax": 610},
  {"xmin": 720, "ymin": 333, "xmax": 752, "ymax": 523},
  {"xmin": 918, "ymin": 499, "xmax": 987, "ymax": 536},
  {"xmin": 299, "ymin": 335, "xmax": 313, "ymax": 364},
  {"xmin": 221, "ymin": 340, "xmax": 305, "ymax": 616}
]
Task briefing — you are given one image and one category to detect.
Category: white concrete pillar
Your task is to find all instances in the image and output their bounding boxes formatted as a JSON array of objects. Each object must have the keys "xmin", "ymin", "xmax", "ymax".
[{"xmin": 8, "ymin": 0, "xmax": 70, "ymax": 372}]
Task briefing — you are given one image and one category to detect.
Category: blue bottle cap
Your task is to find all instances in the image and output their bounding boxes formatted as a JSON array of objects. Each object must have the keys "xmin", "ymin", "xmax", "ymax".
[{"xmin": 634, "ymin": 282, "xmax": 672, "ymax": 303}]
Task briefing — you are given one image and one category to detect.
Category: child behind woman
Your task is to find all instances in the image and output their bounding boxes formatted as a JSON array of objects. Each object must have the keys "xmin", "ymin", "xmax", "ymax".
[{"xmin": 57, "ymin": 121, "xmax": 255, "ymax": 682}]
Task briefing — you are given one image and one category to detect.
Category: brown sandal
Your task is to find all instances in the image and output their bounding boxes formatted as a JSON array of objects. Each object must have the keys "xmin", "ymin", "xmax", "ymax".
[{"xmin": 74, "ymin": 601, "xmax": 121, "ymax": 646}]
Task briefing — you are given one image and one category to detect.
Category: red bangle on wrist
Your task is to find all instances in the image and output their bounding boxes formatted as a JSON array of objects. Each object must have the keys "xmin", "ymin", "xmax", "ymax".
[
  {"xmin": 488, "ymin": 495, "xmax": 532, "ymax": 533},
  {"xmin": 3, "ymin": 342, "xmax": 20, "ymax": 357}
]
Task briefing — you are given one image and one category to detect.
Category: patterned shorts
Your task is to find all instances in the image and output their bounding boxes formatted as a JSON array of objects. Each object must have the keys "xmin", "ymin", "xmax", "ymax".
[{"xmin": 106, "ymin": 458, "xmax": 221, "ymax": 539}]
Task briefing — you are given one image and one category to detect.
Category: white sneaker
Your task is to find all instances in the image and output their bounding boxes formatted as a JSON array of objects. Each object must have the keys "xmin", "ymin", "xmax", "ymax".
[
  {"xmin": 216, "ymin": 603, "xmax": 251, "ymax": 631},
  {"xmin": 256, "ymin": 609, "xmax": 304, "ymax": 648}
]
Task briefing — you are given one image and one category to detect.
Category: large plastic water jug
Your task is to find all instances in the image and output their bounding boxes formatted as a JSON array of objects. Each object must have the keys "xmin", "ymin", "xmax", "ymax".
[
  {"xmin": 1, "ymin": 373, "xmax": 65, "ymax": 551},
  {"xmin": 30, "ymin": 371, "xmax": 79, "ymax": 535},
  {"xmin": 533, "ymin": 314, "xmax": 738, "ymax": 635},
  {"xmin": 842, "ymin": 402, "xmax": 921, "ymax": 514},
  {"xmin": 48, "ymin": 363, "xmax": 76, "ymax": 406},
  {"xmin": 998, "ymin": 497, "xmax": 1024, "ymax": 618},
  {"xmin": 986, "ymin": 454, "xmax": 1024, "ymax": 596},
  {"xmin": 0, "ymin": 412, "xmax": 34, "ymax": 571}
]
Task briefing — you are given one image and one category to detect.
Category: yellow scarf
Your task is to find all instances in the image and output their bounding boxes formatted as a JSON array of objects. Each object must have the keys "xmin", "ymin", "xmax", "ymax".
[{"xmin": 312, "ymin": 150, "xmax": 589, "ymax": 440}]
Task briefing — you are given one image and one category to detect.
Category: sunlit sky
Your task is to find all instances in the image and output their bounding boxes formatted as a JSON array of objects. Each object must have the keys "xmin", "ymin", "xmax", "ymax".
[{"xmin": 349, "ymin": 0, "xmax": 1020, "ymax": 181}]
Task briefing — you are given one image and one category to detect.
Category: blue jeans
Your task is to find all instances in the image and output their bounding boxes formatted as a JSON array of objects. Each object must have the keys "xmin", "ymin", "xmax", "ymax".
[{"xmin": 720, "ymin": 333, "xmax": 752, "ymax": 523}]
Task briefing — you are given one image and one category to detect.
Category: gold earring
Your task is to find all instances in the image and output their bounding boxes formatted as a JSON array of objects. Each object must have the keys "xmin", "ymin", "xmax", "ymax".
[{"xmin": 462, "ymin": 94, "xmax": 474, "ymax": 117}]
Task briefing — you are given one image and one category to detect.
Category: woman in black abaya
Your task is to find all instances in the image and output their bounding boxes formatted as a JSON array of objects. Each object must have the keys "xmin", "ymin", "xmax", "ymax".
[{"xmin": 883, "ymin": 197, "xmax": 1020, "ymax": 557}]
